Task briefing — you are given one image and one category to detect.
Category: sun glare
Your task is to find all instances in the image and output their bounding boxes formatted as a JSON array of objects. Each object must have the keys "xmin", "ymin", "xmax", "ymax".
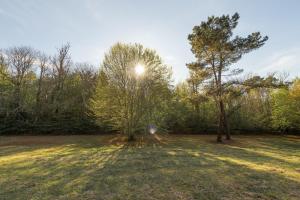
[{"xmin": 135, "ymin": 64, "xmax": 145, "ymax": 76}]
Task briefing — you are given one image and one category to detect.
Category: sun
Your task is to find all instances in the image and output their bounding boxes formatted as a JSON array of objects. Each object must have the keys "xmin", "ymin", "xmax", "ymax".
[{"xmin": 135, "ymin": 64, "xmax": 145, "ymax": 76}]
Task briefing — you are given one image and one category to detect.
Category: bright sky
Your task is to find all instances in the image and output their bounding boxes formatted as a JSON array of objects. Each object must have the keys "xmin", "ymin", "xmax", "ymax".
[{"xmin": 1, "ymin": 0, "xmax": 300, "ymax": 82}]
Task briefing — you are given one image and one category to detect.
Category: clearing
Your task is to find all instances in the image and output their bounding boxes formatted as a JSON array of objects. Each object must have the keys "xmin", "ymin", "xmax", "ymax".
[{"xmin": 0, "ymin": 134, "xmax": 299, "ymax": 200}]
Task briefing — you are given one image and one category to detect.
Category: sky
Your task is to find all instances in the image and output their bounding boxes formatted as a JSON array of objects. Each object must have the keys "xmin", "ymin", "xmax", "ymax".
[{"xmin": 0, "ymin": 0, "xmax": 300, "ymax": 82}]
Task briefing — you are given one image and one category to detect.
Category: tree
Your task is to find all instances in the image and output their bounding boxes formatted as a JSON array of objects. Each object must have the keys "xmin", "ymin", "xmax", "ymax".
[
  {"xmin": 3, "ymin": 47, "xmax": 36, "ymax": 120},
  {"xmin": 271, "ymin": 79, "xmax": 300, "ymax": 133},
  {"xmin": 0, "ymin": 52, "xmax": 13, "ymax": 121},
  {"xmin": 50, "ymin": 43, "xmax": 71, "ymax": 116},
  {"xmin": 187, "ymin": 13, "xmax": 268, "ymax": 142},
  {"xmin": 35, "ymin": 52, "xmax": 49, "ymax": 122},
  {"xmin": 187, "ymin": 67, "xmax": 209, "ymax": 120},
  {"xmin": 289, "ymin": 79, "xmax": 300, "ymax": 130},
  {"xmin": 91, "ymin": 43, "xmax": 171, "ymax": 141},
  {"xmin": 71, "ymin": 63, "xmax": 98, "ymax": 122},
  {"xmin": 166, "ymin": 81, "xmax": 216, "ymax": 134},
  {"xmin": 271, "ymin": 88, "xmax": 292, "ymax": 133},
  {"xmin": 74, "ymin": 63, "xmax": 98, "ymax": 114}
]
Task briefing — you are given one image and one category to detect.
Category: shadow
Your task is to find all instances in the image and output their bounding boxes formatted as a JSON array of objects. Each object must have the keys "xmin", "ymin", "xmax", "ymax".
[
  {"xmin": 0, "ymin": 135, "xmax": 300, "ymax": 200},
  {"xmin": 0, "ymin": 141, "xmax": 125, "ymax": 199},
  {"xmin": 78, "ymin": 137, "xmax": 300, "ymax": 199}
]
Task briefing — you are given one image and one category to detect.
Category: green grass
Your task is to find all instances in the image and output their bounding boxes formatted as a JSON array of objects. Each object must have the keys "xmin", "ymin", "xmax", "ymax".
[{"xmin": 0, "ymin": 134, "xmax": 299, "ymax": 200}]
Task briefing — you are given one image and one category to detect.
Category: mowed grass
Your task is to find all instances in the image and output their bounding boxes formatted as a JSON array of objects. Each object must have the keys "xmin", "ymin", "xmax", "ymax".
[{"xmin": 0, "ymin": 134, "xmax": 299, "ymax": 200}]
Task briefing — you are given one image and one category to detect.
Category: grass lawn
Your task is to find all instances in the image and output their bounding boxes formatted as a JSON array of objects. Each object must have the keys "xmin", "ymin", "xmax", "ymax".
[{"xmin": 0, "ymin": 134, "xmax": 299, "ymax": 200}]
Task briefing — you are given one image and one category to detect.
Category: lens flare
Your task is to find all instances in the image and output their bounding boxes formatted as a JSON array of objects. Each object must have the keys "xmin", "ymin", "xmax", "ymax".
[
  {"xmin": 148, "ymin": 125, "xmax": 157, "ymax": 134},
  {"xmin": 149, "ymin": 128, "xmax": 156, "ymax": 134}
]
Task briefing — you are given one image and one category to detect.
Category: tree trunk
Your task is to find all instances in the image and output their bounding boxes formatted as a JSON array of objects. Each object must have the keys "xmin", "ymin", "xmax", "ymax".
[
  {"xmin": 223, "ymin": 108, "xmax": 231, "ymax": 140},
  {"xmin": 35, "ymin": 84, "xmax": 42, "ymax": 122},
  {"xmin": 225, "ymin": 119, "xmax": 231, "ymax": 140},
  {"xmin": 128, "ymin": 133, "xmax": 135, "ymax": 141},
  {"xmin": 217, "ymin": 102, "xmax": 223, "ymax": 143},
  {"xmin": 217, "ymin": 122, "xmax": 223, "ymax": 143},
  {"xmin": 218, "ymin": 99, "xmax": 231, "ymax": 141},
  {"xmin": 13, "ymin": 85, "xmax": 22, "ymax": 119}
]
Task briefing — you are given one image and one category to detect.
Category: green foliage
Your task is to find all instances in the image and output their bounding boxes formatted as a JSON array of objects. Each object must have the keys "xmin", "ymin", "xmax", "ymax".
[
  {"xmin": 188, "ymin": 13, "xmax": 268, "ymax": 74},
  {"xmin": 271, "ymin": 88, "xmax": 292, "ymax": 130},
  {"xmin": 0, "ymin": 46, "xmax": 99, "ymax": 134},
  {"xmin": 0, "ymin": 13, "xmax": 299, "ymax": 136},
  {"xmin": 187, "ymin": 13, "xmax": 268, "ymax": 140},
  {"xmin": 271, "ymin": 79, "xmax": 300, "ymax": 132},
  {"xmin": 166, "ymin": 82, "xmax": 217, "ymax": 133}
]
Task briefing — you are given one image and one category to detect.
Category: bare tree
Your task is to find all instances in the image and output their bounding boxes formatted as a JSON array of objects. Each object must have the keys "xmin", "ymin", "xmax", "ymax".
[
  {"xmin": 35, "ymin": 52, "xmax": 49, "ymax": 121},
  {"xmin": 50, "ymin": 43, "xmax": 72, "ymax": 115},
  {"xmin": 75, "ymin": 63, "xmax": 98, "ymax": 105},
  {"xmin": 4, "ymin": 47, "xmax": 36, "ymax": 119}
]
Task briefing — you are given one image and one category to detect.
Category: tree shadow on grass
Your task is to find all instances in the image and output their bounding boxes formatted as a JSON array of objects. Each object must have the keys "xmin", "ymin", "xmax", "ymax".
[
  {"xmin": 254, "ymin": 136, "xmax": 300, "ymax": 155},
  {"xmin": 0, "ymin": 135, "xmax": 300, "ymax": 200},
  {"xmin": 79, "ymin": 141, "xmax": 300, "ymax": 200},
  {"xmin": 0, "ymin": 134, "xmax": 117, "ymax": 157},
  {"xmin": 0, "ymin": 141, "xmax": 124, "ymax": 200}
]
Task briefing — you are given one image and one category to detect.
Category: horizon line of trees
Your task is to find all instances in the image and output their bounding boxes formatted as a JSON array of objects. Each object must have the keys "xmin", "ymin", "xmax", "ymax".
[{"xmin": 1, "ymin": 13, "xmax": 299, "ymax": 141}]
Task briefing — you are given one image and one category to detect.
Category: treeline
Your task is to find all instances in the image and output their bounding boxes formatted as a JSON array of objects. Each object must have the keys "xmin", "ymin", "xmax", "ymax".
[
  {"xmin": 1, "ymin": 13, "xmax": 299, "ymax": 138},
  {"xmin": 0, "ymin": 44, "xmax": 99, "ymax": 133},
  {"xmin": 169, "ymin": 77, "xmax": 300, "ymax": 134},
  {"xmin": 0, "ymin": 43, "xmax": 299, "ymax": 135}
]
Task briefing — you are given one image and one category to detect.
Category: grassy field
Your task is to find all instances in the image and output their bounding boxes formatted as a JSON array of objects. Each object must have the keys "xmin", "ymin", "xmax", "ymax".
[{"xmin": 0, "ymin": 134, "xmax": 299, "ymax": 200}]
